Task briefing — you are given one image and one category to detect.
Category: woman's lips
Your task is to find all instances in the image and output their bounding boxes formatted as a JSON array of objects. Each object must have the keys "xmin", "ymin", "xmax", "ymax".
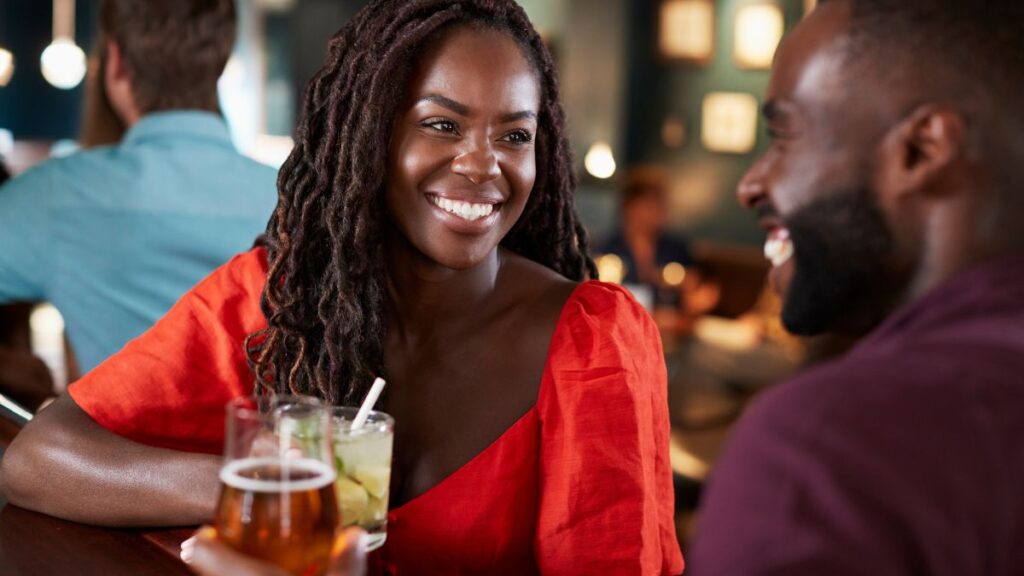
[
  {"xmin": 428, "ymin": 194, "xmax": 498, "ymax": 222},
  {"xmin": 424, "ymin": 193, "xmax": 503, "ymax": 235}
]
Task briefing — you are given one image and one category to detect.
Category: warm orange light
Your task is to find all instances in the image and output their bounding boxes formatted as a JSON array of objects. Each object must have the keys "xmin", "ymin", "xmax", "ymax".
[
  {"xmin": 659, "ymin": 0, "xmax": 714, "ymax": 61},
  {"xmin": 734, "ymin": 3, "xmax": 785, "ymax": 69},
  {"xmin": 662, "ymin": 262, "xmax": 687, "ymax": 287},
  {"xmin": 701, "ymin": 92, "xmax": 759, "ymax": 154},
  {"xmin": 597, "ymin": 254, "xmax": 626, "ymax": 284}
]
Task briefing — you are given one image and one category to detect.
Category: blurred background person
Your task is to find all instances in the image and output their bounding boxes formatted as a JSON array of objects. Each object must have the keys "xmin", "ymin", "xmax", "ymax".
[
  {"xmin": 599, "ymin": 167, "xmax": 720, "ymax": 336},
  {"xmin": 0, "ymin": 0, "xmax": 278, "ymax": 409},
  {"xmin": 78, "ymin": 38, "xmax": 127, "ymax": 149}
]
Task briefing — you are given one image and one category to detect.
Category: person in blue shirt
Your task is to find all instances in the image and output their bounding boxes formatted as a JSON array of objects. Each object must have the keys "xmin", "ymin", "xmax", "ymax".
[{"xmin": 0, "ymin": 0, "xmax": 278, "ymax": 401}]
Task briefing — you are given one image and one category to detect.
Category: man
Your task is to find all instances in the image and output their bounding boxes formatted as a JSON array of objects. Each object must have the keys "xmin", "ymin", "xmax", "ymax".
[
  {"xmin": 0, "ymin": 0, "xmax": 277, "ymax": 392},
  {"xmin": 690, "ymin": 0, "xmax": 1024, "ymax": 574}
]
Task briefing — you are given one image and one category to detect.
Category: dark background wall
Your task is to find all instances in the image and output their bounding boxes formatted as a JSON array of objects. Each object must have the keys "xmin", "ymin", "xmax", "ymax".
[
  {"xmin": 285, "ymin": 0, "xmax": 366, "ymax": 118},
  {"xmin": 622, "ymin": 0, "xmax": 807, "ymax": 246},
  {"xmin": 0, "ymin": 0, "xmax": 100, "ymax": 140},
  {"xmin": 0, "ymin": 0, "xmax": 810, "ymax": 246}
]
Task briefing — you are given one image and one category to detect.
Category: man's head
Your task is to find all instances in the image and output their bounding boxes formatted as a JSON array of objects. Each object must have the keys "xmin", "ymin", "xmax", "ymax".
[
  {"xmin": 99, "ymin": 0, "xmax": 236, "ymax": 125},
  {"xmin": 740, "ymin": 0, "xmax": 1024, "ymax": 336},
  {"xmin": 622, "ymin": 167, "xmax": 670, "ymax": 237}
]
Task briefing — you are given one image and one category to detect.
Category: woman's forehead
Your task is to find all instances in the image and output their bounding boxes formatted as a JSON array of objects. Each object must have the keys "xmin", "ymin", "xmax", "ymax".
[{"xmin": 405, "ymin": 26, "xmax": 541, "ymax": 113}]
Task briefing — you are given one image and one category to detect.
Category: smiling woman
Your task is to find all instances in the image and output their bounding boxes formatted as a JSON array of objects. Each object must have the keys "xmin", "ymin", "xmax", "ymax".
[
  {"xmin": 385, "ymin": 25, "xmax": 541, "ymax": 272},
  {"xmin": 1, "ymin": 1, "xmax": 684, "ymax": 574}
]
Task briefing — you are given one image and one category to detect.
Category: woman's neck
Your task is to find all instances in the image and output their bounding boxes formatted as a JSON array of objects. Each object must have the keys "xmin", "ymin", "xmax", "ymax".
[{"xmin": 384, "ymin": 232, "xmax": 502, "ymax": 335}]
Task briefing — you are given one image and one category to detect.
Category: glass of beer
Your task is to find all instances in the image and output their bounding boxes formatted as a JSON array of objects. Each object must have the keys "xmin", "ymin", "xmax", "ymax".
[
  {"xmin": 331, "ymin": 406, "xmax": 394, "ymax": 551},
  {"xmin": 215, "ymin": 395, "xmax": 339, "ymax": 576}
]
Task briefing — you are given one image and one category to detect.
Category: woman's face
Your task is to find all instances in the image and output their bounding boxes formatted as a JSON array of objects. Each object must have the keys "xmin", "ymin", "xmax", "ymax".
[{"xmin": 386, "ymin": 26, "xmax": 541, "ymax": 270}]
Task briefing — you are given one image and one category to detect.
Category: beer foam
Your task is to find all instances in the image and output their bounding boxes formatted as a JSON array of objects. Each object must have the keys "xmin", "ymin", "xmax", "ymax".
[{"xmin": 220, "ymin": 457, "xmax": 337, "ymax": 493}]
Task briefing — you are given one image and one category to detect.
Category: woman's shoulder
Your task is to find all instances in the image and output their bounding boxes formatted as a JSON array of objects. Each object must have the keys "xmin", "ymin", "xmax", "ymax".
[
  {"xmin": 538, "ymin": 280, "xmax": 667, "ymax": 429},
  {"xmin": 547, "ymin": 280, "xmax": 662, "ymax": 373},
  {"xmin": 560, "ymin": 281, "xmax": 656, "ymax": 334},
  {"xmin": 191, "ymin": 246, "xmax": 269, "ymax": 303}
]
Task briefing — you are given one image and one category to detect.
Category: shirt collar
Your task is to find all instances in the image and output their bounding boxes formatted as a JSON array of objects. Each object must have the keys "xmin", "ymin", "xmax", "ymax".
[
  {"xmin": 122, "ymin": 110, "xmax": 232, "ymax": 146},
  {"xmin": 857, "ymin": 251, "xmax": 1024, "ymax": 348}
]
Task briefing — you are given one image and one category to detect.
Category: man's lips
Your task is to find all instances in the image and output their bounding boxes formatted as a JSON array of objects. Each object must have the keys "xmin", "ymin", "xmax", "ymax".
[
  {"xmin": 753, "ymin": 203, "xmax": 792, "ymax": 268},
  {"xmin": 764, "ymin": 227, "xmax": 794, "ymax": 268}
]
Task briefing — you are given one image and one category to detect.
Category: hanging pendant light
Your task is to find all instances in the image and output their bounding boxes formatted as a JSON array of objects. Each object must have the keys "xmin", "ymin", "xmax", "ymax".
[
  {"xmin": 40, "ymin": 0, "xmax": 86, "ymax": 89},
  {"xmin": 0, "ymin": 7, "xmax": 13, "ymax": 87},
  {"xmin": 584, "ymin": 141, "xmax": 617, "ymax": 180}
]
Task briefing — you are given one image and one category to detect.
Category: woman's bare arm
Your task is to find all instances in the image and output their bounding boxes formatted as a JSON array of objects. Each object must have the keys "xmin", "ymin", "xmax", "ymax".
[{"xmin": 0, "ymin": 395, "xmax": 220, "ymax": 527}]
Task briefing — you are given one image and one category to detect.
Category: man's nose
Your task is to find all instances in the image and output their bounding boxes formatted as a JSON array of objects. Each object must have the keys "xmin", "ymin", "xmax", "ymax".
[{"xmin": 736, "ymin": 158, "xmax": 769, "ymax": 210}]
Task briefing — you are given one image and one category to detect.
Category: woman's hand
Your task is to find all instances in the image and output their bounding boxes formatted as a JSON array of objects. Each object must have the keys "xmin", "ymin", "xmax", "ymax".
[{"xmin": 182, "ymin": 526, "xmax": 368, "ymax": 576}]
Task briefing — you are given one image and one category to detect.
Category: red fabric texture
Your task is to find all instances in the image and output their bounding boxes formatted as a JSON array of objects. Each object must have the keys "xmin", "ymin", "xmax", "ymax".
[{"xmin": 69, "ymin": 248, "xmax": 684, "ymax": 575}]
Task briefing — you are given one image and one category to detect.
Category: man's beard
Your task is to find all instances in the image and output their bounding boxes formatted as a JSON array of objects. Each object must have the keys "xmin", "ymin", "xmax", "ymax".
[{"xmin": 780, "ymin": 184, "xmax": 899, "ymax": 336}]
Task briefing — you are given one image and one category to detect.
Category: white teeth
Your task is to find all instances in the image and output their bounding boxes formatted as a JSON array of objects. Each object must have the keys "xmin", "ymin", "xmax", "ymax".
[
  {"xmin": 429, "ymin": 196, "xmax": 495, "ymax": 222},
  {"xmin": 764, "ymin": 230, "xmax": 794, "ymax": 268}
]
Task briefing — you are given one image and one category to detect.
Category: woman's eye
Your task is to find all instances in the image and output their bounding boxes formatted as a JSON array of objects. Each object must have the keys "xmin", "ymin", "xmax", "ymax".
[
  {"xmin": 423, "ymin": 119, "xmax": 458, "ymax": 134},
  {"xmin": 503, "ymin": 130, "xmax": 533, "ymax": 145}
]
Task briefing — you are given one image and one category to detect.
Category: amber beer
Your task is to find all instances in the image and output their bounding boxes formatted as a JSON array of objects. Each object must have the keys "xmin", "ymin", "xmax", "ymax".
[{"xmin": 215, "ymin": 457, "xmax": 340, "ymax": 576}]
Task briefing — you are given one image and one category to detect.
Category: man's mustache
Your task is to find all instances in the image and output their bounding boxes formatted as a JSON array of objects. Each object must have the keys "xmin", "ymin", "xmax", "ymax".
[{"xmin": 754, "ymin": 202, "xmax": 780, "ymax": 222}]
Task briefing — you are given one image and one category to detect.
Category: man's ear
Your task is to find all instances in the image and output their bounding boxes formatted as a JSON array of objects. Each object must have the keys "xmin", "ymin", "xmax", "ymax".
[
  {"xmin": 875, "ymin": 104, "xmax": 967, "ymax": 200},
  {"xmin": 103, "ymin": 38, "xmax": 128, "ymax": 87}
]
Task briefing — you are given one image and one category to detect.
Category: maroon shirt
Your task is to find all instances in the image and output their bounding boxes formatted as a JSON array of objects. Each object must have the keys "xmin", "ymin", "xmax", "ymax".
[{"xmin": 690, "ymin": 253, "xmax": 1024, "ymax": 576}]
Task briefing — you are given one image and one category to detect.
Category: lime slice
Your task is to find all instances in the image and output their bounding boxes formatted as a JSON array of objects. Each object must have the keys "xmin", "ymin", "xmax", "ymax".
[
  {"xmin": 352, "ymin": 465, "xmax": 391, "ymax": 499},
  {"xmin": 335, "ymin": 476, "xmax": 368, "ymax": 526},
  {"xmin": 366, "ymin": 495, "xmax": 387, "ymax": 523}
]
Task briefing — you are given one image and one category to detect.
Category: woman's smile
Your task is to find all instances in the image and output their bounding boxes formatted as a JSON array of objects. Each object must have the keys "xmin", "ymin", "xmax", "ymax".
[{"xmin": 425, "ymin": 192, "xmax": 504, "ymax": 235}]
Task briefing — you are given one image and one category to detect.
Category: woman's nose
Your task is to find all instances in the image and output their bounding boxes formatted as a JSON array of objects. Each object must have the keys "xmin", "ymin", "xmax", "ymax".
[{"xmin": 451, "ymin": 145, "xmax": 500, "ymax": 185}]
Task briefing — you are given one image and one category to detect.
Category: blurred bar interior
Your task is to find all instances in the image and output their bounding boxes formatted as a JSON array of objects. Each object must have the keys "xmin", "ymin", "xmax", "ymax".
[{"xmin": 0, "ymin": 0, "xmax": 822, "ymax": 550}]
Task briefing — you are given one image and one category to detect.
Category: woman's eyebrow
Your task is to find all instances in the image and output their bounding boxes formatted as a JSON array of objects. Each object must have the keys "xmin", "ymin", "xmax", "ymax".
[
  {"xmin": 416, "ymin": 94, "xmax": 536, "ymax": 123},
  {"xmin": 500, "ymin": 110, "xmax": 537, "ymax": 123},
  {"xmin": 416, "ymin": 94, "xmax": 470, "ymax": 115}
]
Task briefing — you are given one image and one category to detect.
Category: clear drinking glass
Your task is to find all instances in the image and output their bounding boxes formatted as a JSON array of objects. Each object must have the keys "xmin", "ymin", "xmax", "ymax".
[
  {"xmin": 214, "ymin": 395, "xmax": 339, "ymax": 576},
  {"xmin": 331, "ymin": 406, "xmax": 394, "ymax": 551}
]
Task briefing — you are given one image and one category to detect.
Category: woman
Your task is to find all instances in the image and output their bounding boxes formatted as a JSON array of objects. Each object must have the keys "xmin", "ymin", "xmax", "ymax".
[{"xmin": 2, "ymin": 1, "xmax": 683, "ymax": 573}]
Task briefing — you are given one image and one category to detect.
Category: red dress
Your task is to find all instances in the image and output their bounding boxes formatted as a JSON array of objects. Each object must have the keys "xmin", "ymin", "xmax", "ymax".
[{"xmin": 69, "ymin": 248, "xmax": 685, "ymax": 575}]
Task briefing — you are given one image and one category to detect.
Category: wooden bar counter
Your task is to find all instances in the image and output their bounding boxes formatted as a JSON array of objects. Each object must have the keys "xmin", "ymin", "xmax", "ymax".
[{"xmin": 0, "ymin": 413, "xmax": 194, "ymax": 575}]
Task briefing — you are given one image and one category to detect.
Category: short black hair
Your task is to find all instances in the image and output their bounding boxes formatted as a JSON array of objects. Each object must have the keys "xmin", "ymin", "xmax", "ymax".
[
  {"xmin": 819, "ymin": 0, "xmax": 1024, "ymax": 204},
  {"xmin": 820, "ymin": 0, "xmax": 1024, "ymax": 125}
]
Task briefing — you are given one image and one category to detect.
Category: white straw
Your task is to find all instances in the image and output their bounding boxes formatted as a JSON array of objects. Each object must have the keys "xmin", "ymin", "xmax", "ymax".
[{"xmin": 351, "ymin": 377, "xmax": 386, "ymax": 430}]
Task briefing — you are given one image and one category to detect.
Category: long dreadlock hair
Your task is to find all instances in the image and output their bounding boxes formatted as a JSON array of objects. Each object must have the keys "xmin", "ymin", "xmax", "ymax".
[{"xmin": 246, "ymin": 0, "xmax": 597, "ymax": 405}]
